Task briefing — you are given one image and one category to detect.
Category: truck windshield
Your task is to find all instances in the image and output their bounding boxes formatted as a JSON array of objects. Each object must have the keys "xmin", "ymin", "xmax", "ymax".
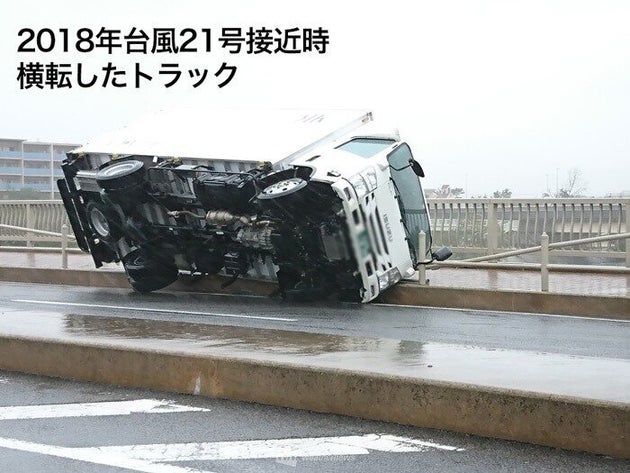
[
  {"xmin": 336, "ymin": 138, "xmax": 395, "ymax": 158},
  {"xmin": 387, "ymin": 143, "xmax": 431, "ymax": 262}
]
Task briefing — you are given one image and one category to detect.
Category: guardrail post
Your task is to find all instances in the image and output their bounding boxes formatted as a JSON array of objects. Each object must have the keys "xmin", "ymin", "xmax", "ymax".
[
  {"xmin": 61, "ymin": 224, "xmax": 68, "ymax": 269},
  {"xmin": 25, "ymin": 203, "xmax": 33, "ymax": 247},
  {"xmin": 418, "ymin": 231, "xmax": 427, "ymax": 285},
  {"xmin": 541, "ymin": 232, "xmax": 549, "ymax": 292},
  {"xmin": 487, "ymin": 200, "xmax": 499, "ymax": 256}
]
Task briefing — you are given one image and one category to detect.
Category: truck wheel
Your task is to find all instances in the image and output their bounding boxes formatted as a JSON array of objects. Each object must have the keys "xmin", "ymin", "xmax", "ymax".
[
  {"xmin": 123, "ymin": 249, "xmax": 178, "ymax": 293},
  {"xmin": 96, "ymin": 160, "xmax": 145, "ymax": 191},
  {"xmin": 257, "ymin": 178, "xmax": 307, "ymax": 200},
  {"xmin": 86, "ymin": 201, "xmax": 121, "ymax": 242}
]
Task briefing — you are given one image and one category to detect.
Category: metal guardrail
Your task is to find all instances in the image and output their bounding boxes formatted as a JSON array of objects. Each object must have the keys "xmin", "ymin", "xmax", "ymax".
[
  {"xmin": 0, "ymin": 223, "xmax": 73, "ymax": 269},
  {"xmin": 1, "ymin": 198, "xmax": 628, "ymax": 267},
  {"xmin": 0, "ymin": 200, "xmax": 73, "ymax": 247},
  {"xmin": 423, "ymin": 231, "xmax": 630, "ymax": 292},
  {"xmin": 425, "ymin": 198, "xmax": 629, "ymax": 265}
]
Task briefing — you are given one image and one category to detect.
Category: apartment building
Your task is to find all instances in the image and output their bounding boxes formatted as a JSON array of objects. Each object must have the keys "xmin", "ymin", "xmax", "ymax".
[{"xmin": 0, "ymin": 138, "xmax": 79, "ymax": 199}]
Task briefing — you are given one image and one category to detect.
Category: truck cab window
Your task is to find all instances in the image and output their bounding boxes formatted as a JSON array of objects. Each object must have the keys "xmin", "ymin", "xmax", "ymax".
[
  {"xmin": 387, "ymin": 143, "xmax": 431, "ymax": 261},
  {"xmin": 336, "ymin": 138, "xmax": 395, "ymax": 158}
]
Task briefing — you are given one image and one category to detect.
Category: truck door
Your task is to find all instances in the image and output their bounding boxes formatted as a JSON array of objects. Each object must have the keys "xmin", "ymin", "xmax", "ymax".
[{"xmin": 387, "ymin": 143, "xmax": 431, "ymax": 263}]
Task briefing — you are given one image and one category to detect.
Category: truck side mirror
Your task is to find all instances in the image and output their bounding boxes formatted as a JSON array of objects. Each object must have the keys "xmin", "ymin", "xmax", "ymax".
[
  {"xmin": 432, "ymin": 247, "xmax": 452, "ymax": 261},
  {"xmin": 410, "ymin": 160, "xmax": 424, "ymax": 177}
]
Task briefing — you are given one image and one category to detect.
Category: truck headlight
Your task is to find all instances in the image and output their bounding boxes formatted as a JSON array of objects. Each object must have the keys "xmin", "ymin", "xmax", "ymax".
[
  {"xmin": 350, "ymin": 174, "xmax": 368, "ymax": 198},
  {"xmin": 350, "ymin": 168, "xmax": 377, "ymax": 198},
  {"xmin": 377, "ymin": 267, "xmax": 402, "ymax": 291},
  {"xmin": 361, "ymin": 168, "xmax": 377, "ymax": 191}
]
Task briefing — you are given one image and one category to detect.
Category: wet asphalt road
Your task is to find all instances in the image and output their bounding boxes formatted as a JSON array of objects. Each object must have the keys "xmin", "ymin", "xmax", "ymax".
[
  {"xmin": 0, "ymin": 282, "xmax": 628, "ymax": 360},
  {"xmin": 0, "ymin": 371, "xmax": 628, "ymax": 473},
  {"xmin": 0, "ymin": 282, "xmax": 628, "ymax": 471}
]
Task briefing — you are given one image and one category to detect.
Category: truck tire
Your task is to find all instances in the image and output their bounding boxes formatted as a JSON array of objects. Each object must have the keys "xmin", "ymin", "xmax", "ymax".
[
  {"xmin": 123, "ymin": 248, "xmax": 178, "ymax": 293},
  {"xmin": 96, "ymin": 160, "xmax": 145, "ymax": 191},
  {"xmin": 85, "ymin": 201, "xmax": 122, "ymax": 242}
]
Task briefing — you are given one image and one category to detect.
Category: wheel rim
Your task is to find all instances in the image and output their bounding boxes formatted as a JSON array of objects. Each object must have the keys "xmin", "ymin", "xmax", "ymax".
[
  {"xmin": 89, "ymin": 207, "xmax": 110, "ymax": 238},
  {"xmin": 99, "ymin": 161, "xmax": 140, "ymax": 178},
  {"xmin": 258, "ymin": 178, "xmax": 307, "ymax": 199}
]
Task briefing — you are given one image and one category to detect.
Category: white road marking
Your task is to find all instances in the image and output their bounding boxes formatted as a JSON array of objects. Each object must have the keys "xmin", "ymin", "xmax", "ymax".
[
  {"xmin": 12, "ymin": 299, "xmax": 297, "ymax": 322},
  {"xmin": 84, "ymin": 434, "xmax": 464, "ymax": 462},
  {"xmin": 0, "ymin": 399, "xmax": 210, "ymax": 421},
  {"xmin": 0, "ymin": 437, "xmax": 213, "ymax": 473},
  {"xmin": 0, "ymin": 432, "xmax": 463, "ymax": 472}
]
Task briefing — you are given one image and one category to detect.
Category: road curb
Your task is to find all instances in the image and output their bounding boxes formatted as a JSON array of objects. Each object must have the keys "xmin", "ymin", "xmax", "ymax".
[
  {"xmin": 1, "ymin": 266, "xmax": 628, "ymax": 319},
  {"xmin": 1, "ymin": 334, "xmax": 628, "ymax": 458},
  {"xmin": 382, "ymin": 284, "xmax": 630, "ymax": 319},
  {"xmin": 0, "ymin": 266, "xmax": 277, "ymax": 296}
]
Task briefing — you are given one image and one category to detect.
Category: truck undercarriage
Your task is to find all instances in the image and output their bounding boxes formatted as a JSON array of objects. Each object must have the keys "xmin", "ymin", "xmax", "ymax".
[{"xmin": 58, "ymin": 155, "xmax": 364, "ymax": 301}]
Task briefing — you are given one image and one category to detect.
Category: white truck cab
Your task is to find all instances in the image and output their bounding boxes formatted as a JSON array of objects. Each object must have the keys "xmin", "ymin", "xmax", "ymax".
[{"xmin": 58, "ymin": 108, "xmax": 449, "ymax": 302}]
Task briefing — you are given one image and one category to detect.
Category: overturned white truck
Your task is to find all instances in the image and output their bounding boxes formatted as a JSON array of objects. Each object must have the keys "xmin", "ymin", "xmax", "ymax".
[{"xmin": 57, "ymin": 109, "xmax": 450, "ymax": 302}]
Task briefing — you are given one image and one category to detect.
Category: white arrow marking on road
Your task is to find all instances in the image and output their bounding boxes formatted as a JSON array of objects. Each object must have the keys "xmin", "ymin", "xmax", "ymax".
[
  {"xmin": 0, "ymin": 399, "xmax": 210, "ymax": 421},
  {"xmin": 12, "ymin": 299, "xmax": 297, "ymax": 322},
  {"xmin": 0, "ymin": 437, "xmax": 212, "ymax": 473},
  {"xmin": 83, "ymin": 433, "xmax": 465, "ymax": 462},
  {"xmin": 0, "ymin": 434, "xmax": 463, "ymax": 473}
]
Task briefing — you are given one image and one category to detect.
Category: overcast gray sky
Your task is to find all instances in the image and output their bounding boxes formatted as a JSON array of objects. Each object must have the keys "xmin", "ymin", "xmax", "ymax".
[{"xmin": 1, "ymin": 0, "xmax": 628, "ymax": 197}]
